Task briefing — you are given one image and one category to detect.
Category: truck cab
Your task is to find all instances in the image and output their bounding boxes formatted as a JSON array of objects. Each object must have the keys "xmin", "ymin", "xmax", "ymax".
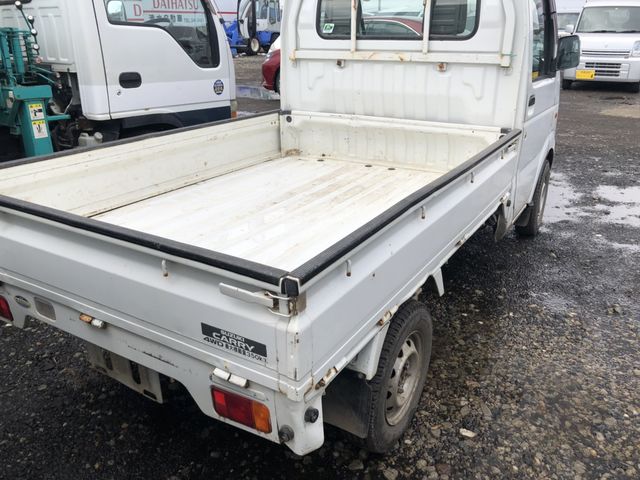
[
  {"xmin": 0, "ymin": 0, "xmax": 235, "ymax": 152},
  {"xmin": 563, "ymin": 0, "xmax": 640, "ymax": 91}
]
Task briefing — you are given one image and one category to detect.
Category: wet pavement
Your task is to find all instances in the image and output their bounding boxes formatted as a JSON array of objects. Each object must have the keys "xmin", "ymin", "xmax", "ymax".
[{"xmin": 1, "ymin": 61, "xmax": 639, "ymax": 480}]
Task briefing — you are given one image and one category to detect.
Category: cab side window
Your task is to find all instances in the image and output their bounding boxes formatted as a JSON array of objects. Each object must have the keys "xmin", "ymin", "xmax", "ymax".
[
  {"xmin": 531, "ymin": 0, "xmax": 554, "ymax": 80},
  {"xmin": 104, "ymin": 0, "xmax": 218, "ymax": 68}
]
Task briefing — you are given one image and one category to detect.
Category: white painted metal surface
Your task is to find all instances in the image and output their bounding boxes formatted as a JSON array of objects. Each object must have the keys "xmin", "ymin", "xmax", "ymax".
[
  {"xmin": 0, "ymin": 114, "xmax": 281, "ymax": 216},
  {"xmin": 94, "ymin": 156, "xmax": 446, "ymax": 270},
  {"xmin": 0, "ymin": 0, "xmax": 568, "ymax": 457},
  {"xmin": 0, "ymin": 0, "xmax": 75, "ymax": 69}
]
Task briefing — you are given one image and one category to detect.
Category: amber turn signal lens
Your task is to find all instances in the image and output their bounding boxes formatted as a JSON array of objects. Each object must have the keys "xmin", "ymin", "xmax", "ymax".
[{"xmin": 211, "ymin": 387, "xmax": 272, "ymax": 434}]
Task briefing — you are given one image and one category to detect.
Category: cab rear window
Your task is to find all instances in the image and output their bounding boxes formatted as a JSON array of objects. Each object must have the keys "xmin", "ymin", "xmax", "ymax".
[{"xmin": 317, "ymin": 0, "xmax": 480, "ymax": 40}]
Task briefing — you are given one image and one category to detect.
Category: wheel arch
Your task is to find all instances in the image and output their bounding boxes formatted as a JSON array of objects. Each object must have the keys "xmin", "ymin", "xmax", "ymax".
[{"xmin": 547, "ymin": 147, "xmax": 554, "ymax": 167}]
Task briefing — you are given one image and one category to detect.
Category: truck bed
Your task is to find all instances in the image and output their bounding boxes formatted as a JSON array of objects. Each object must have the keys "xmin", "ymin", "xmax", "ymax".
[
  {"xmin": 93, "ymin": 156, "xmax": 443, "ymax": 270},
  {"xmin": 0, "ymin": 112, "xmax": 505, "ymax": 284}
]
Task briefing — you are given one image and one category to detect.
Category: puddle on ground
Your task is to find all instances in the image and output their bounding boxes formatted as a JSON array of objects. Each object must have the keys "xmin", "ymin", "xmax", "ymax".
[
  {"xmin": 544, "ymin": 173, "xmax": 586, "ymax": 223},
  {"xmin": 600, "ymin": 105, "xmax": 640, "ymax": 119},
  {"xmin": 543, "ymin": 175, "xmax": 640, "ymax": 251},
  {"xmin": 604, "ymin": 241, "xmax": 640, "ymax": 253},
  {"xmin": 545, "ymin": 175, "xmax": 640, "ymax": 228},
  {"xmin": 593, "ymin": 185, "xmax": 640, "ymax": 228}
]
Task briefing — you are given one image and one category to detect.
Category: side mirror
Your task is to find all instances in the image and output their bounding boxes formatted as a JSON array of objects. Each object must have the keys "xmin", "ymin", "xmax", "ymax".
[
  {"xmin": 556, "ymin": 34, "xmax": 580, "ymax": 70},
  {"xmin": 565, "ymin": 24, "xmax": 574, "ymax": 33},
  {"xmin": 106, "ymin": 0, "xmax": 126, "ymax": 22}
]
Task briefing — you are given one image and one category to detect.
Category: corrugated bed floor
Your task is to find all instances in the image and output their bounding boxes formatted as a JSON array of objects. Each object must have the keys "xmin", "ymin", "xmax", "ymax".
[{"xmin": 94, "ymin": 157, "xmax": 444, "ymax": 270}]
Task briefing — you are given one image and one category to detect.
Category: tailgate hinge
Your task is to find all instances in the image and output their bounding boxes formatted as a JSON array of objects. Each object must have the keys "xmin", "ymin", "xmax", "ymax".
[{"xmin": 219, "ymin": 283, "xmax": 305, "ymax": 317}]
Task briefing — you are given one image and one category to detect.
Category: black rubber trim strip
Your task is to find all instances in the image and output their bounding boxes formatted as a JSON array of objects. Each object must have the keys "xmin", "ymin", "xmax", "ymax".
[
  {"xmin": 0, "ymin": 109, "xmax": 280, "ymax": 171},
  {"xmin": 1, "ymin": 115, "xmax": 519, "ymax": 294},
  {"xmin": 288, "ymin": 128, "xmax": 522, "ymax": 287},
  {"xmin": 0, "ymin": 195, "xmax": 287, "ymax": 286}
]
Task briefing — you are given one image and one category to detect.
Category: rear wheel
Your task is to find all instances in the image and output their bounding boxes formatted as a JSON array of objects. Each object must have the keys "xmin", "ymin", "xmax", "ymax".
[
  {"xmin": 516, "ymin": 161, "xmax": 551, "ymax": 237},
  {"xmin": 366, "ymin": 300, "xmax": 433, "ymax": 453},
  {"xmin": 562, "ymin": 79, "xmax": 573, "ymax": 90},
  {"xmin": 246, "ymin": 37, "xmax": 260, "ymax": 56},
  {"xmin": 275, "ymin": 70, "xmax": 280, "ymax": 93}
]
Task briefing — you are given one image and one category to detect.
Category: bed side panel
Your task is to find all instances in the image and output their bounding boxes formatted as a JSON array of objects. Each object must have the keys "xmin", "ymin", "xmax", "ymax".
[
  {"xmin": 284, "ymin": 140, "xmax": 520, "ymax": 387},
  {"xmin": 0, "ymin": 113, "xmax": 281, "ymax": 217}
]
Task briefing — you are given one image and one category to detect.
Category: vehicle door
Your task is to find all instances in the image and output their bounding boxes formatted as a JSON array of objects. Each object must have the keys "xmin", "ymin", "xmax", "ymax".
[
  {"xmin": 238, "ymin": 0, "xmax": 280, "ymax": 38},
  {"xmin": 94, "ymin": 0, "xmax": 232, "ymax": 124},
  {"xmin": 514, "ymin": 0, "xmax": 559, "ymax": 215}
]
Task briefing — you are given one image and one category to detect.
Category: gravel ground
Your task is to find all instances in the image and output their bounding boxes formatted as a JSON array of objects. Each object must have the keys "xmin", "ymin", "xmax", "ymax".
[
  {"xmin": 1, "ymin": 59, "xmax": 639, "ymax": 480},
  {"xmin": 235, "ymin": 54, "xmax": 280, "ymax": 114}
]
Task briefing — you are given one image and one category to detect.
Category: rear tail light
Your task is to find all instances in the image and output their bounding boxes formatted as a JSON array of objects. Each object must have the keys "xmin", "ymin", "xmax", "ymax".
[
  {"xmin": 230, "ymin": 99, "xmax": 238, "ymax": 119},
  {"xmin": 211, "ymin": 387, "xmax": 271, "ymax": 433},
  {"xmin": 0, "ymin": 295, "xmax": 14, "ymax": 322}
]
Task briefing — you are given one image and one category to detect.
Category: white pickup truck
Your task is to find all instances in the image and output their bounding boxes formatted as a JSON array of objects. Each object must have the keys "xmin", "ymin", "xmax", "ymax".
[{"xmin": 0, "ymin": 0, "xmax": 579, "ymax": 456}]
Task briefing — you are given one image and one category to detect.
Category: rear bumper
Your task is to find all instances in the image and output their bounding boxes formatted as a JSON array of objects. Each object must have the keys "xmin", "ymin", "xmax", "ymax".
[{"xmin": 564, "ymin": 56, "xmax": 640, "ymax": 83}]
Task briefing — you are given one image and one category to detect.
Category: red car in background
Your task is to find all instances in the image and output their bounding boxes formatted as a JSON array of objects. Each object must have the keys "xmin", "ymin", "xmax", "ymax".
[
  {"xmin": 262, "ymin": 49, "xmax": 280, "ymax": 93},
  {"xmin": 262, "ymin": 17, "xmax": 423, "ymax": 93},
  {"xmin": 262, "ymin": 43, "xmax": 281, "ymax": 93}
]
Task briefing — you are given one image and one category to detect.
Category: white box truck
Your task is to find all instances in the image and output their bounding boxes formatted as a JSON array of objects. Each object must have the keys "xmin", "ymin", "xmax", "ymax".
[
  {"xmin": 0, "ymin": 0, "xmax": 579, "ymax": 456},
  {"xmin": 0, "ymin": 0, "xmax": 236, "ymax": 149}
]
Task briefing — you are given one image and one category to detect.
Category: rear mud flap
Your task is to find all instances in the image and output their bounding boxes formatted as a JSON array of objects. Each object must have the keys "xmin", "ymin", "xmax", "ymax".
[{"xmin": 322, "ymin": 370, "xmax": 372, "ymax": 438}]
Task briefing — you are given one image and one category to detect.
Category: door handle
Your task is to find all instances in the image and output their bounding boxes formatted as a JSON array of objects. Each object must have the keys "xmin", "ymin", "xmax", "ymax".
[
  {"xmin": 528, "ymin": 95, "xmax": 536, "ymax": 107},
  {"xmin": 119, "ymin": 72, "xmax": 142, "ymax": 89}
]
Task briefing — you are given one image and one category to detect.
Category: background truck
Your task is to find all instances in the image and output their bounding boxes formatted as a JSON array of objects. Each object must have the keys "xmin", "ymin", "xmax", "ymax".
[
  {"xmin": 0, "ymin": 0, "xmax": 235, "ymax": 156},
  {"xmin": 0, "ymin": 0, "xmax": 579, "ymax": 456},
  {"xmin": 215, "ymin": 0, "xmax": 282, "ymax": 55}
]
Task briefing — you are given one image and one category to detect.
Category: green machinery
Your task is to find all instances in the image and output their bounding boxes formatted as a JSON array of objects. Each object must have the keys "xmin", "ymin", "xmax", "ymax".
[{"xmin": 0, "ymin": 1, "xmax": 69, "ymax": 157}]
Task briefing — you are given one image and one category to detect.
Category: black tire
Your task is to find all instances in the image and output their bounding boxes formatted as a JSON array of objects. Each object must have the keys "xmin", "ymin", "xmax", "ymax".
[
  {"xmin": 629, "ymin": 82, "xmax": 640, "ymax": 94},
  {"xmin": 366, "ymin": 300, "xmax": 433, "ymax": 453},
  {"xmin": 516, "ymin": 160, "xmax": 551, "ymax": 237},
  {"xmin": 275, "ymin": 70, "xmax": 280, "ymax": 94},
  {"xmin": 562, "ymin": 79, "xmax": 573, "ymax": 90}
]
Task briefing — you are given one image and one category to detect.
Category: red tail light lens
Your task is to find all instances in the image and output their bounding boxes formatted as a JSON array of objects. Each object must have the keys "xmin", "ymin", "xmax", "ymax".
[
  {"xmin": 0, "ymin": 295, "xmax": 14, "ymax": 322},
  {"xmin": 211, "ymin": 387, "xmax": 272, "ymax": 433}
]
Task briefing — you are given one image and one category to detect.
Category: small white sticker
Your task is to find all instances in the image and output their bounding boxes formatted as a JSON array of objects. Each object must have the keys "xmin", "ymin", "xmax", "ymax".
[
  {"xmin": 29, "ymin": 103, "xmax": 45, "ymax": 120},
  {"xmin": 32, "ymin": 120, "xmax": 49, "ymax": 139},
  {"xmin": 323, "ymin": 23, "xmax": 335, "ymax": 34}
]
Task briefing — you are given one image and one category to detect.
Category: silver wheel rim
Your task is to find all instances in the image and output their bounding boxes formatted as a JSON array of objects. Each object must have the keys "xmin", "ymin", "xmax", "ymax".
[
  {"xmin": 385, "ymin": 331, "xmax": 423, "ymax": 426},
  {"xmin": 537, "ymin": 174, "xmax": 549, "ymax": 224},
  {"xmin": 250, "ymin": 38, "xmax": 260, "ymax": 53}
]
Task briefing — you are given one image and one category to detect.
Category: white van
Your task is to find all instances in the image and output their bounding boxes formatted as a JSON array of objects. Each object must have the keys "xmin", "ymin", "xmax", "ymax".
[
  {"xmin": 563, "ymin": 0, "xmax": 640, "ymax": 92},
  {"xmin": 0, "ymin": 0, "xmax": 236, "ymax": 149}
]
